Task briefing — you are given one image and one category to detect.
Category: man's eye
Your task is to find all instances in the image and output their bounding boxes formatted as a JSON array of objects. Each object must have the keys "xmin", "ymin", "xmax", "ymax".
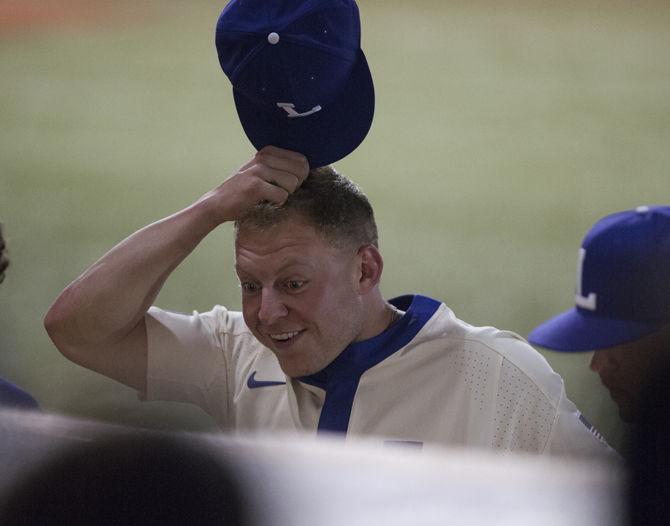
[
  {"xmin": 285, "ymin": 280, "xmax": 305, "ymax": 291},
  {"xmin": 240, "ymin": 282, "xmax": 259, "ymax": 293}
]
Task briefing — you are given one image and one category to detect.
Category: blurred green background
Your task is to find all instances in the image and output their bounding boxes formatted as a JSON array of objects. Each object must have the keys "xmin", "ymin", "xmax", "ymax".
[{"xmin": 1, "ymin": 0, "xmax": 669, "ymax": 453}]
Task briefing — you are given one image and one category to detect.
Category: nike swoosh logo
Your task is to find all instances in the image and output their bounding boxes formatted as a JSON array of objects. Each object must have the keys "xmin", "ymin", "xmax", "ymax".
[{"xmin": 247, "ymin": 371, "xmax": 286, "ymax": 389}]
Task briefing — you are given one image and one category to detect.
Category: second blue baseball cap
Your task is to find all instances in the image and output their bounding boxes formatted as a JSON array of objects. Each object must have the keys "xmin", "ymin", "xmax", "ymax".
[
  {"xmin": 215, "ymin": 0, "xmax": 375, "ymax": 168},
  {"xmin": 528, "ymin": 206, "xmax": 670, "ymax": 352}
]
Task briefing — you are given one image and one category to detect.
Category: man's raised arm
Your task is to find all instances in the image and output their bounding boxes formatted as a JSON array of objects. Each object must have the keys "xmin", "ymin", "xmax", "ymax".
[{"xmin": 44, "ymin": 147, "xmax": 308, "ymax": 391}]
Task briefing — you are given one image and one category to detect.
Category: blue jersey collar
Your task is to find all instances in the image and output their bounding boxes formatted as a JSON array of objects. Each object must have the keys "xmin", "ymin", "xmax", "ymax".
[{"xmin": 297, "ymin": 294, "xmax": 440, "ymax": 433}]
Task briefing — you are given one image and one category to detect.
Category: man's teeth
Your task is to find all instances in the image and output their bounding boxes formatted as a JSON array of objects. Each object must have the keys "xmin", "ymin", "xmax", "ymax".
[{"xmin": 270, "ymin": 331, "xmax": 300, "ymax": 341}]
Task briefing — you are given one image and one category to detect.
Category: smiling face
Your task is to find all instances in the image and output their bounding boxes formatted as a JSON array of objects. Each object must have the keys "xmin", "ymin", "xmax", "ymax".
[
  {"xmin": 235, "ymin": 217, "xmax": 368, "ymax": 377},
  {"xmin": 590, "ymin": 327, "xmax": 670, "ymax": 423}
]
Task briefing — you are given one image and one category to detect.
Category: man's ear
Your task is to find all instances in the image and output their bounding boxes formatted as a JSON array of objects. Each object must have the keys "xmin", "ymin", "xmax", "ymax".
[{"xmin": 357, "ymin": 244, "xmax": 383, "ymax": 293}]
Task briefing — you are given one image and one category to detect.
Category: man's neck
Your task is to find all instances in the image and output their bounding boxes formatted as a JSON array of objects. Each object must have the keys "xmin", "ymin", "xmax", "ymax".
[{"xmin": 356, "ymin": 294, "xmax": 404, "ymax": 342}]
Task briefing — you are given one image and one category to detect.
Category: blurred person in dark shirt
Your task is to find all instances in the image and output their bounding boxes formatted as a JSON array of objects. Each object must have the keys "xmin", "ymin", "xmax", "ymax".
[
  {"xmin": 1, "ymin": 432, "xmax": 253, "ymax": 525},
  {"xmin": 628, "ymin": 361, "xmax": 670, "ymax": 526},
  {"xmin": 0, "ymin": 222, "xmax": 39, "ymax": 410}
]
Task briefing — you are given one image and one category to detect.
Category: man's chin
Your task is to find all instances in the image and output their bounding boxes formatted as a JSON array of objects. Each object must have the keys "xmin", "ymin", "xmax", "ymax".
[
  {"xmin": 269, "ymin": 340, "xmax": 342, "ymax": 378},
  {"xmin": 277, "ymin": 359, "xmax": 321, "ymax": 379},
  {"xmin": 612, "ymin": 394, "xmax": 637, "ymax": 423},
  {"xmin": 617, "ymin": 404, "xmax": 637, "ymax": 424},
  {"xmin": 274, "ymin": 351, "xmax": 332, "ymax": 379}
]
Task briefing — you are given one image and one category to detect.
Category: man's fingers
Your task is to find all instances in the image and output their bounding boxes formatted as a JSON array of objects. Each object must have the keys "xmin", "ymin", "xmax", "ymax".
[
  {"xmin": 249, "ymin": 164, "xmax": 303, "ymax": 193},
  {"xmin": 236, "ymin": 146, "xmax": 309, "ymax": 196},
  {"xmin": 214, "ymin": 145, "xmax": 308, "ymax": 220},
  {"xmin": 255, "ymin": 147, "xmax": 309, "ymax": 181},
  {"xmin": 258, "ymin": 181, "xmax": 290, "ymax": 205},
  {"xmin": 257, "ymin": 145, "xmax": 308, "ymax": 165},
  {"xmin": 238, "ymin": 157, "xmax": 257, "ymax": 172},
  {"xmin": 238, "ymin": 146, "xmax": 308, "ymax": 174}
]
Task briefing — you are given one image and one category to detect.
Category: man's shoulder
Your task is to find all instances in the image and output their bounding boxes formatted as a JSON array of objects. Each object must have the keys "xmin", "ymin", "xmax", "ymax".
[
  {"xmin": 417, "ymin": 301, "xmax": 531, "ymax": 355},
  {"xmin": 146, "ymin": 304, "xmax": 266, "ymax": 363},
  {"xmin": 416, "ymin": 301, "xmax": 564, "ymax": 401},
  {"xmin": 148, "ymin": 304, "xmax": 250, "ymax": 336}
]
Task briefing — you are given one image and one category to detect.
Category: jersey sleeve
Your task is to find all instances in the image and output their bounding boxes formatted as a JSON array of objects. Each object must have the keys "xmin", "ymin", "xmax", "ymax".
[
  {"xmin": 488, "ymin": 331, "xmax": 619, "ymax": 459},
  {"xmin": 143, "ymin": 305, "xmax": 233, "ymax": 427},
  {"xmin": 543, "ymin": 394, "xmax": 620, "ymax": 458}
]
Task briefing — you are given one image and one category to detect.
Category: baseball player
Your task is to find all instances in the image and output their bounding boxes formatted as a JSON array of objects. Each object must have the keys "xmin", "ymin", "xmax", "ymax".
[
  {"xmin": 529, "ymin": 206, "xmax": 670, "ymax": 424},
  {"xmin": 45, "ymin": 150, "xmax": 614, "ymax": 456}
]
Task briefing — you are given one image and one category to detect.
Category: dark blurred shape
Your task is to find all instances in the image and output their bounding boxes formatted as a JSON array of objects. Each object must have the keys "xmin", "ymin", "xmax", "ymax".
[
  {"xmin": 1, "ymin": 433, "xmax": 252, "ymax": 526},
  {"xmin": 0, "ymin": 378, "xmax": 39, "ymax": 410},
  {"xmin": 628, "ymin": 362, "xmax": 670, "ymax": 526},
  {"xmin": 0, "ymin": 222, "xmax": 9, "ymax": 284},
  {"xmin": 0, "ymin": 223, "xmax": 40, "ymax": 410}
]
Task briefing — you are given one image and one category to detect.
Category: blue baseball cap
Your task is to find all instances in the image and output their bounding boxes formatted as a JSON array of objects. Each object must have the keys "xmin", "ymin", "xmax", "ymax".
[
  {"xmin": 215, "ymin": 0, "xmax": 375, "ymax": 168},
  {"xmin": 528, "ymin": 206, "xmax": 670, "ymax": 352}
]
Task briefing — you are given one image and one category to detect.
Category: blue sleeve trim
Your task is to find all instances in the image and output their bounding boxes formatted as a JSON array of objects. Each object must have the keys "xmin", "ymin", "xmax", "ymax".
[{"xmin": 0, "ymin": 378, "xmax": 40, "ymax": 411}]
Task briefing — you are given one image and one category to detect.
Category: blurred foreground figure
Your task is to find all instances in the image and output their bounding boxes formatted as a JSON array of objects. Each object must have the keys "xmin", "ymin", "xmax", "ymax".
[
  {"xmin": 0, "ymin": 223, "xmax": 39, "ymax": 410},
  {"xmin": 529, "ymin": 206, "xmax": 670, "ymax": 424},
  {"xmin": 1, "ymin": 433, "xmax": 251, "ymax": 525},
  {"xmin": 45, "ymin": 146, "xmax": 614, "ymax": 457},
  {"xmin": 0, "ymin": 409, "xmax": 625, "ymax": 526}
]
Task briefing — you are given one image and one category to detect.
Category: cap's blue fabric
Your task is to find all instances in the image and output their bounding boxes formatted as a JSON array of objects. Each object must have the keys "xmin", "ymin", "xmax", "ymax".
[
  {"xmin": 529, "ymin": 206, "xmax": 670, "ymax": 351},
  {"xmin": 528, "ymin": 308, "xmax": 662, "ymax": 352},
  {"xmin": 216, "ymin": 0, "xmax": 374, "ymax": 168}
]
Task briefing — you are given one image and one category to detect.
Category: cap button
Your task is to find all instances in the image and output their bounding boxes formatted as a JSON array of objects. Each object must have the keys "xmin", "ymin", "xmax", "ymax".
[
  {"xmin": 267, "ymin": 32, "xmax": 280, "ymax": 45},
  {"xmin": 636, "ymin": 205, "xmax": 650, "ymax": 214}
]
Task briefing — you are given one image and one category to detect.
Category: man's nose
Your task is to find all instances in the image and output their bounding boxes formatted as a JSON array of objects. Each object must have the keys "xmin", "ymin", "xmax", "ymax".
[{"xmin": 258, "ymin": 289, "xmax": 288, "ymax": 325}]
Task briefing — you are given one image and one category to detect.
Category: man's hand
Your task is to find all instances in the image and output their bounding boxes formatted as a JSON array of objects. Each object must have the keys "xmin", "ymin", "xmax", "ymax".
[{"xmin": 198, "ymin": 146, "xmax": 309, "ymax": 226}]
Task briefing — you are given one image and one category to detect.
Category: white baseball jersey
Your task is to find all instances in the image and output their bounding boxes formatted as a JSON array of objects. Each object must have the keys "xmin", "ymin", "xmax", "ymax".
[{"xmin": 144, "ymin": 295, "xmax": 614, "ymax": 456}]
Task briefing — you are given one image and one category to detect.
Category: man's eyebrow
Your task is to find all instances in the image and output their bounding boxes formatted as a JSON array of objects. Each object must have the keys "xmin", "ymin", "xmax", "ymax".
[{"xmin": 235, "ymin": 259, "xmax": 316, "ymax": 277}]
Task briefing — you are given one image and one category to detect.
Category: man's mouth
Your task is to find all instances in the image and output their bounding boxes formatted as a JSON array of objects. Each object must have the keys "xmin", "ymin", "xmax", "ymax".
[{"xmin": 270, "ymin": 330, "xmax": 301, "ymax": 342}]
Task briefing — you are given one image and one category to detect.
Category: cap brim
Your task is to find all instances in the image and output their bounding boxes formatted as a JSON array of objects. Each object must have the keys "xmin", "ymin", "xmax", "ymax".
[
  {"xmin": 233, "ymin": 49, "xmax": 374, "ymax": 169},
  {"xmin": 528, "ymin": 308, "xmax": 664, "ymax": 352}
]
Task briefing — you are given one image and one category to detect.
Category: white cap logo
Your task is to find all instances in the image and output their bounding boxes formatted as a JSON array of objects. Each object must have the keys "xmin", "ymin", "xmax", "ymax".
[
  {"xmin": 575, "ymin": 248, "xmax": 597, "ymax": 310},
  {"xmin": 277, "ymin": 102, "xmax": 322, "ymax": 118}
]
